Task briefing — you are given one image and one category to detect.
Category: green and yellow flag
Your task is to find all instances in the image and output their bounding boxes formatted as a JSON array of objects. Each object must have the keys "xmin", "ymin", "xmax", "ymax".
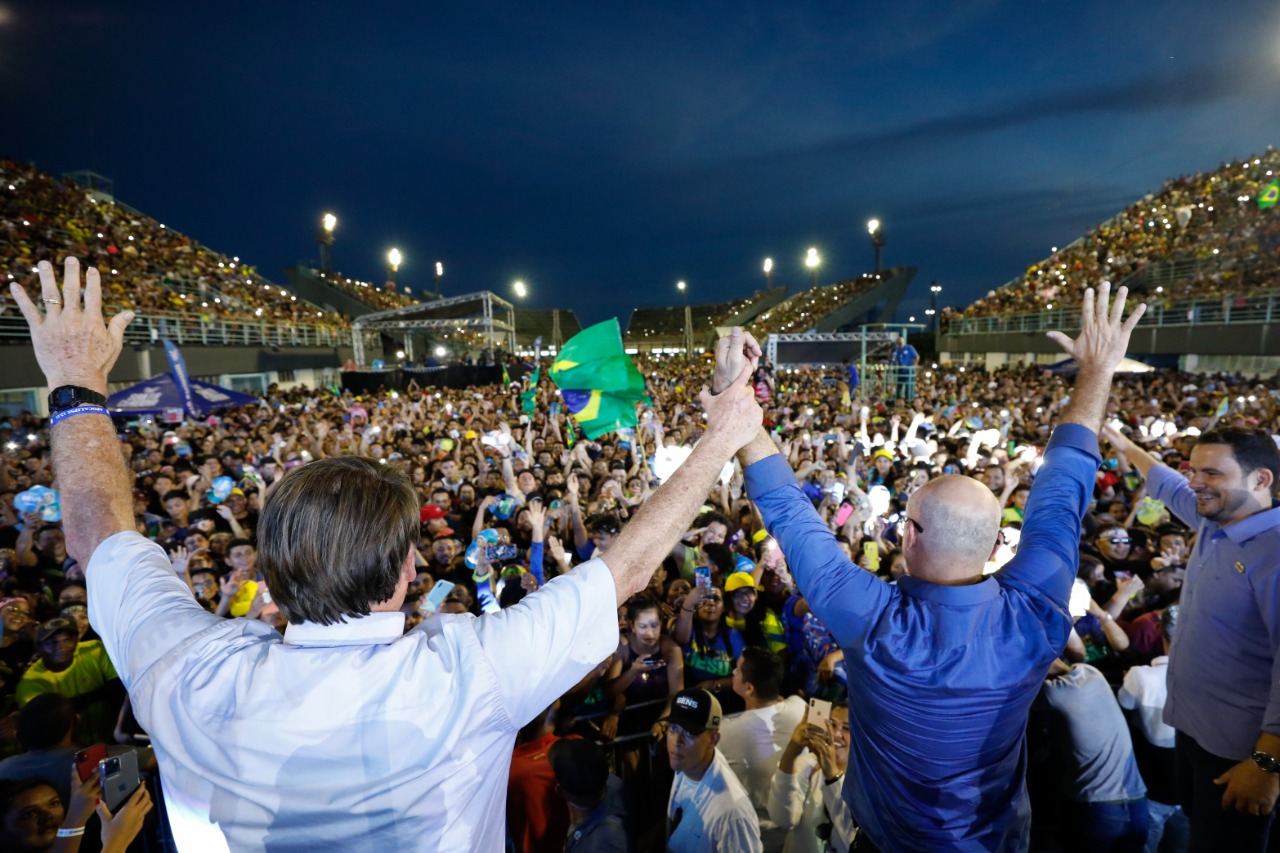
[
  {"xmin": 520, "ymin": 369, "xmax": 539, "ymax": 414},
  {"xmin": 1259, "ymin": 180, "xmax": 1279, "ymax": 210},
  {"xmin": 549, "ymin": 319, "xmax": 649, "ymax": 439}
]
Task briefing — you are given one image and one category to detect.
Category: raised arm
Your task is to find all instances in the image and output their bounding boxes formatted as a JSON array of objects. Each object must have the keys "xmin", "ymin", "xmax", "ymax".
[
  {"xmin": 12, "ymin": 259, "xmax": 135, "ymax": 566},
  {"xmin": 602, "ymin": 369, "xmax": 762, "ymax": 605},
  {"xmin": 1001, "ymin": 283, "xmax": 1145, "ymax": 605}
]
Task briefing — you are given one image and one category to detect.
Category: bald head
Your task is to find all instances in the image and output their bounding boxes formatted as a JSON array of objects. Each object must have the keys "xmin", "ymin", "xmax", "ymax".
[{"xmin": 906, "ymin": 475, "xmax": 1001, "ymax": 583}]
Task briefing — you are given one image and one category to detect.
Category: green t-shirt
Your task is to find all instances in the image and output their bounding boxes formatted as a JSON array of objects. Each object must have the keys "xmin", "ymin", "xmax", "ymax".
[{"xmin": 17, "ymin": 640, "xmax": 119, "ymax": 745}]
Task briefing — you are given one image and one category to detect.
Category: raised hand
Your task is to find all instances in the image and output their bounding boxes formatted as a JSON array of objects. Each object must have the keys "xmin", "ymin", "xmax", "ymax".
[
  {"xmin": 711, "ymin": 327, "xmax": 762, "ymax": 394},
  {"xmin": 10, "ymin": 258, "xmax": 135, "ymax": 393},
  {"xmin": 700, "ymin": 368, "xmax": 765, "ymax": 455},
  {"xmin": 1046, "ymin": 282, "xmax": 1146, "ymax": 375}
]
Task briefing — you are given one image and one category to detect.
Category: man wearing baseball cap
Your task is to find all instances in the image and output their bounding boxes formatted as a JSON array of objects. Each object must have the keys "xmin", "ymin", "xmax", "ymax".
[
  {"xmin": 664, "ymin": 687, "xmax": 761, "ymax": 852},
  {"xmin": 16, "ymin": 618, "xmax": 123, "ymax": 746}
]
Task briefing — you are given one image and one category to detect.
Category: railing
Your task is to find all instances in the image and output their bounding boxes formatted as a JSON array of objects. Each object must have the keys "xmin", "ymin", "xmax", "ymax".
[
  {"xmin": 946, "ymin": 291, "xmax": 1280, "ymax": 336},
  {"xmin": 0, "ymin": 310, "xmax": 351, "ymax": 347}
]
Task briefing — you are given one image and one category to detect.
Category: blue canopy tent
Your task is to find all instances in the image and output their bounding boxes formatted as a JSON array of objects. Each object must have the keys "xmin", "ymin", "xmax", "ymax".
[
  {"xmin": 107, "ymin": 374, "xmax": 260, "ymax": 417},
  {"xmin": 107, "ymin": 338, "xmax": 261, "ymax": 418}
]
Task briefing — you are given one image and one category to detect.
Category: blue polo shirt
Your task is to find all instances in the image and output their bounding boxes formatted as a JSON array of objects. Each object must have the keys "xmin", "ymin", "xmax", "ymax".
[
  {"xmin": 1146, "ymin": 464, "xmax": 1280, "ymax": 760},
  {"xmin": 745, "ymin": 423, "xmax": 1099, "ymax": 852},
  {"xmin": 892, "ymin": 344, "xmax": 918, "ymax": 366}
]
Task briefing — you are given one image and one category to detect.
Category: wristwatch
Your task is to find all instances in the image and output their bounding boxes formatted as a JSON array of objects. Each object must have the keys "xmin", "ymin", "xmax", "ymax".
[
  {"xmin": 49, "ymin": 385, "xmax": 107, "ymax": 415},
  {"xmin": 1252, "ymin": 750, "xmax": 1280, "ymax": 774}
]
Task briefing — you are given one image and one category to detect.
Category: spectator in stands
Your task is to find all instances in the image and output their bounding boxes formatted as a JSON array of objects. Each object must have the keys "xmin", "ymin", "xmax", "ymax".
[{"xmin": 664, "ymin": 687, "xmax": 762, "ymax": 852}]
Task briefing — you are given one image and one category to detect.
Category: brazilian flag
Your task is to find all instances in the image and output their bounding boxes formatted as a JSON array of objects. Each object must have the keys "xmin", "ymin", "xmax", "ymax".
[
  {"xmin": 520, "ymin": 369, "xmax": 539, "ymax": 414},
  {"xmin": 1259, "ymin": 180, "xmax": 1279, "ymax": 210},
  {"xmin": 549, "ymin": 319, "xmax": 649, "ymax": 439}
]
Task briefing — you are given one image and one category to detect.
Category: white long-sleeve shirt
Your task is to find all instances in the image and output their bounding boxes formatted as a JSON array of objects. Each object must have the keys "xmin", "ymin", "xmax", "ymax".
[{"xmin": 767, "ymin": 752, "xmax": 856, "ymax": 853}]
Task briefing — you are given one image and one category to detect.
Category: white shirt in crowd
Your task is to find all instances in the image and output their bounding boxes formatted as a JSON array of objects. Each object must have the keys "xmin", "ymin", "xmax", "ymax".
[
  {"xmin": 767, "ymin": 752, "xmax": 856, "ymax": 853},
  {"xmin": 718, "ymin": 694, "xmax": 807, "ymax": 811},
  {"xmin": 87, "ymin": 531, "xmax": 619, "ymax": 853},
  {"xmin": 667, "ymin": 748, "xmax": 763, "ymax": 853},
  {"xmin": 1118, "ymin": 655, "xmax": 1175, "ymax": 748}
]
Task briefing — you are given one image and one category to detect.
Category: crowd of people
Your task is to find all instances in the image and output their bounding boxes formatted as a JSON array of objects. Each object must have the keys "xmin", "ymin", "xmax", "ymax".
[
  {"xmin": 957, "ymin": 148, "xmax": 1280, "ymax": 320},
  {"xmin": 313, "ymin": 268, "xmax": 422, "ymax": 312},
  {"xmin": 2, "ymin": 299, "xmax": 1278, "ymax": 850},
  {"xmin": 748, "ymin": 274, "xmax": 888, "ymax": 338},
  {"xmin": 0, "ymin": 159, "xmax": 347, "ymax": 331},
  {"xmin": 627, "ymin": 291, "xmax": 780, "ymax": 344}
]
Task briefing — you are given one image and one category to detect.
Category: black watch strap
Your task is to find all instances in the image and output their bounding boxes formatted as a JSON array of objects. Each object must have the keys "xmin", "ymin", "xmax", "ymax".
[{"xmin": 48, "ymin": 385, "xmax": 107, "ymax": 415}]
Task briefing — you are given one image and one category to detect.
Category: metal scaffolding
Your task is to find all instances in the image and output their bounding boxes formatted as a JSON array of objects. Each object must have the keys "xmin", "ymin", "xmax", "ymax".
[{"xmin": 350, "ymin": 291, "xmax": 516, "ymax": 366}]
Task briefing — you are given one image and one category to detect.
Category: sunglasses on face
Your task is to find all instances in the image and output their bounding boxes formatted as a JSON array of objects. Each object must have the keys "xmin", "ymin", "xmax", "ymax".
[{"xmin": 1102, "ymin": 537, "xmax": 1131, "ymax": 545}]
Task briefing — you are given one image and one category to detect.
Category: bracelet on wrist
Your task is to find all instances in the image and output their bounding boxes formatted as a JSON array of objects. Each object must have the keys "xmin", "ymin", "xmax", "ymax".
[
  {"xmin": 57, "ymin": 826, "xmax": 87, "ymax": 838},
  {"xmin": 50, "ymin": 404, "xmax": 110, "ymax": 426}
]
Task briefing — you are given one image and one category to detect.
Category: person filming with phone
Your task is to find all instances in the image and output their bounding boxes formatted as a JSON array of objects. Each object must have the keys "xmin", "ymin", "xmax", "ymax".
[
  {"xmin": 11, "ymin": 258, "xmax": 766, "ymax": 852},
  {"xmin": 726, "ymin": 284, "xmax": 1147, "ymax": 851}
]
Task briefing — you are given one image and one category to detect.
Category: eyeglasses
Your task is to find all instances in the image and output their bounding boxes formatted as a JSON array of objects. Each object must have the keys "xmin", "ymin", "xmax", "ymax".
[
  {"xmin": 904, "ymin": 516, "xmax": 925, "ymax": 535},
  {"xmin": 1102, "ymin": 537, "xmax": 1132, "ymax": 545}
]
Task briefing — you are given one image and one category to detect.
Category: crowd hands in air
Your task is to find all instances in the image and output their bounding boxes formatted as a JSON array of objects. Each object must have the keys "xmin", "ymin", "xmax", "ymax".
[
  {"xmin": 0, "ymin": 261, "xmax": 1275, "ymax": 851},
  {"xmin": 955, "ymin": 146, "xmax": 1280, "ymax": 320}
]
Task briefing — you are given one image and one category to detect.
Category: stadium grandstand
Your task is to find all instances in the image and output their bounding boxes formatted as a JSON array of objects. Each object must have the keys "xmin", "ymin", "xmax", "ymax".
[
  {"xmin": 745, "ymin": 268, "xmax": 914, "ymax": 337},
  {"xmin": 513, "ymin": 307, "xmax": 583, "ymax": 351},
  {"xmin": 942, "ymin": 146, "xmax": 1280, "ymax": 372},
  {"xmin": 0, "ymin": 159, "xmax": 344, "ymax": 333},
  {"xmin": 958, "ymin": 147, "xmax": 1280, "ymax": 318},
  {"xmin": 624, "ymin": 287, "xmax": 788, "ymax": 350}
]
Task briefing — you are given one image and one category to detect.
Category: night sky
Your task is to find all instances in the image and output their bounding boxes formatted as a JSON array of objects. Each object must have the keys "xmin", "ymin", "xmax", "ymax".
[{"xmin": 7, "ymin": 1, "xmax": 1280, "ymax": 325}]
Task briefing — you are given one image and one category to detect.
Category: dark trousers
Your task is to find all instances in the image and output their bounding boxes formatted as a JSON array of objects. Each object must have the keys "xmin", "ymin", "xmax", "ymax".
[
  {"xmin": 1176, "ymin": 731, "xmax": 1276, "ymax": 853},
  {"xmin": 1066, "ymin": 799, "xmax": 1150, "ymax": 852}
]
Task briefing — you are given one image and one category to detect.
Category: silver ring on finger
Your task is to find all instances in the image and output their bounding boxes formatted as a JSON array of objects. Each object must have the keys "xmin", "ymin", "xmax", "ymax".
[{"xmin": 41, "ymin": 298, "xmax": 62, "ymax": 305}]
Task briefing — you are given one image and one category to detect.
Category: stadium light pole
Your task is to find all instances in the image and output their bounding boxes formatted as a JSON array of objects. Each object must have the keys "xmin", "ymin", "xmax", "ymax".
[
  {"xmin": 434, "ymin": 261, "xmax": 444, "ymax": 298},
  {"xmin": 804, "ymin": 247, "xmax": 820, "ymax": 289},
  {"xmin": 677, "ymin": 280, "xmax": 693, "ymax": 359},
  {"xmin": 763, "ymin": 257, "xmax": 774, "ymax": 290},
  {"xmin": 387, "ymin": 248, "xmax": 402, "ymax": 288},
  {"xmin": 930, "ymin": 281, "xmax": 942, "ymax": 331},
  {"xmin": 318, "ymin": 213, "xmax": 336, "ymax": 275},
  {"xmin": 867, "ymin": 219, "xmax": 885, "ymax": 274}
]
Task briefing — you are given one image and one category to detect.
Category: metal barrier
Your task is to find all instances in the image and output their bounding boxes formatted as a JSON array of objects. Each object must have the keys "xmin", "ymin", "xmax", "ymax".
[
  {"xmin": 0, "ymin": 311, "xmax": 351, "ymax": 348},
  {"xmin": 947, "ymin": 291, "xmax": 1280, "ymax": 336}
]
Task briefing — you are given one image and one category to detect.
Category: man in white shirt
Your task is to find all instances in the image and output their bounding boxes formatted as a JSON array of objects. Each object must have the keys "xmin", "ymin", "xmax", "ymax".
[
  {"xmin": 1119, "ymin": 606, "xmax": 1189, "ymax": 853},
  {"xmin": 666, "ymin": 687, "xmax": 763, "ymax": 853},
  {"xmin": 14, "ymin": 259, "xmax": 767, "ymax": 852},
  {"xmin": 719, "ymin": 647, "xmax": 806, "ymax": 847}
]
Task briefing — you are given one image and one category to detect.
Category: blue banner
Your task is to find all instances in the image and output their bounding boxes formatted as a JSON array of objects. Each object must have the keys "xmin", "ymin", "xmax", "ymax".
[{"xmin": 162, "ymin": 338, "xmax": 205, "ymax": 419}]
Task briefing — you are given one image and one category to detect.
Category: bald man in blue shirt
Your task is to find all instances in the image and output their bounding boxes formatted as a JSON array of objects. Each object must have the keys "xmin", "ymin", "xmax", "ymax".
[{"xmin": 710, "ymin": 288, "xmax": 1146, "ymax": 852}]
